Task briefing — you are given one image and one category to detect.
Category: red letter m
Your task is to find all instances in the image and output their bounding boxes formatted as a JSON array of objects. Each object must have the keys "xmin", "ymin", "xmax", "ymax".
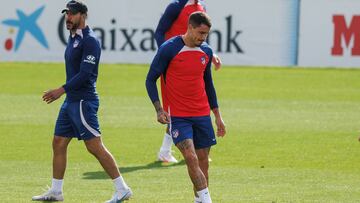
[{"xmin": 332, "ymin": 15, "xmax": 360, "ymax": 56}]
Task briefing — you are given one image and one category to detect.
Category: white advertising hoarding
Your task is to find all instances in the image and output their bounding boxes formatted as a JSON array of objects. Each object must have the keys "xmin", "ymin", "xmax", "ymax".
[
  {"xmin": 206, "ymin": 0, "xmax": 299, "ymax": 66},
  {"xmin": 0, "ymin": 0, "xmax": 299, "ymax": 66},
  {"xmin": 298, "ymin": 0, "xmax": 360, "ymax": 68}
]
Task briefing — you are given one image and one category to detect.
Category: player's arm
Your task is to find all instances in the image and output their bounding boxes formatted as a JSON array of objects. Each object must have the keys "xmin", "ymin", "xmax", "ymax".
[
  {"xmin": 44, "ymin": 37, "xmax": 100, "ymax": 104},
  {"xmin": 204, "ymin": 53, "xmax": 226, "ymax": 137},
  {"xmin": 62, "ymin": 37, "xmax": 100, "ymax": 92},
  {"xmin": 212, "ymin": 53, "xmax": 222, "ymax": 70},
  {"xmin": 145, "ymin": 45, "xmax": 172, "ymax": 124},
  {"xmin": 154, "ymin": 0, "xmax": 187, "ymax": 47}
]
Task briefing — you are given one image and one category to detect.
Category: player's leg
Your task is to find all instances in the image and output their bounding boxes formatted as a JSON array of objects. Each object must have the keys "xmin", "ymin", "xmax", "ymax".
[
  {"xmin": 176, "ymin": 139, "xmax": 211, "ymax": 203},
  {"xmin": 158, "ymin": 125, "xmax": 178, "ymax": 163},
  {"xmin": 33, "ymin": 102, "xmax": 74, "ymax": 201},
  {"xmin": 193, "ymin": 147, "xmax": 210, "ymax": 202},
  {"xmin": 84, "ymin": 137, "xmax": 132, "ymax": 202},
  {"xmin": 84, "ymin": 137, "xmax": 129, "ymax": 184},
  {"xmin": 73, "ymin": 100, "xmax": 131, "ymax": 202},
  {"xmin": 32, "ymin": 136, "xmax": 71, "ymax": 201},
  {"xmin": 171, "ymin": 117, "xmax": 209, "ymax": 196},
  {"xmin": 191, "ymin": 116, "xmax": 217, "ymax": 203},
  {"xmin": 196, "ymin": 147, "xmax": 210, "ymax": 184},
  {"xmin": 84, "ymin": 137, "xmax": 122, "ymax": 179},
  {"xmin": 52, "ymin": 136, "xmax": 72, "ymax": 180},
  {"xmin": 176, "ymin": 139, "xmax": 208, "ymax": 191}
]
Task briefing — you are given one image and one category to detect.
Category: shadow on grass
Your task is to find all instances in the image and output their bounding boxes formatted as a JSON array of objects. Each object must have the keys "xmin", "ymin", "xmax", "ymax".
[{"xmin": 83, "ymin": 160, "xmax": 186, "ymax": 179}]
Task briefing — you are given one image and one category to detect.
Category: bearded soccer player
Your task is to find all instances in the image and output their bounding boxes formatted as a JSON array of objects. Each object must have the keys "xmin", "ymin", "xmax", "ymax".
[
  {"xmin": 32, "ymin": 1, "xmax": 132, "ymax": 202},
  {"xmin": 146, "ymin": 12, "xmax": 226, "ymax": 203},
  {"xmin": 154, "ymin": 0, "xmax": 222, "ymax": 163}
]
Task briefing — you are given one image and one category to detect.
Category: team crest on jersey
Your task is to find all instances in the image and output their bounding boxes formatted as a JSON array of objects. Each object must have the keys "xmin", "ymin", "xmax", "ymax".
[
  {"xmin": 201, "ymin": 56, "xmax": 206, "ymax": 65},
  {"xmin": 73, "ymin": 40, "xmax": 79, "ymax": 48},
  {"xmin": 171, "ymin": 129, "xmax": 180, "ymax": 139}
]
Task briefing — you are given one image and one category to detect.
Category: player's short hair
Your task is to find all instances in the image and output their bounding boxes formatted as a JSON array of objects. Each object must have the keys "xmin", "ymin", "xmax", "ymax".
[{"xmin": 188, "ymin": 12, "xmax": 212, "ymax": 28}]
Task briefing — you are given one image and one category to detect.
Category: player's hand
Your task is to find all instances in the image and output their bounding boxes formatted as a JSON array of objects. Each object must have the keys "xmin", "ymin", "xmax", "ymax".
[
  {"xmin": 215, "ymin": 117, "xmax": 226, "ymax": 137},
  {"xmin": 157, "ymin": 109, "xmax": 170, "ymax": 124},
  {"xmin": 212, "ymin": 54, "xmax": 222, "ymax": 71},
  {"xmin": 42, "ymin": 87, "xmax": 65, "ymax": 104}
]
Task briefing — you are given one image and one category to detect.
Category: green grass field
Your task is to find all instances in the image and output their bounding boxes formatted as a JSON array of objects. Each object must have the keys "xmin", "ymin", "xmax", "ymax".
[{"xmin": 0, "ymin": 63, "xmax": 360, "ymax": 202}]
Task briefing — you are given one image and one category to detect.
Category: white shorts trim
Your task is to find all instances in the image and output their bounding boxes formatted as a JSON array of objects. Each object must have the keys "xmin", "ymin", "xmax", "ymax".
[{"xmin": 80, "ymin": 100, "xmax": 101, "ymax": 137}]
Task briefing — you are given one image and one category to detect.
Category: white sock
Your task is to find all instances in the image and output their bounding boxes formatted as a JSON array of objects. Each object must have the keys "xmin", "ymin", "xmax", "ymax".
[
  {"xmin": 197, "ymin": 188, "xmax": 212, "ymax": 203},
  {"xmin": 51, "ymin": 178, "xmax": 63, "ymax": 193},
  {"xmin": 160, "ymin": 133, "xmax": 173, "ymax": 152},
  {"xmin": 113, "ymin": 176, "xmax": 129, "ymax": 192},
  {"xmin": 194, "ymin": 196, "xmax": 202, "ymax": 203}
]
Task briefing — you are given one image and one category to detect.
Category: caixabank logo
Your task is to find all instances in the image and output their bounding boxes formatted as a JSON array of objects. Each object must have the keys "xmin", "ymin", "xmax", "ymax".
[{"xmin": 2, "ymin": 5, "xmax": 49, "ymax": 52}]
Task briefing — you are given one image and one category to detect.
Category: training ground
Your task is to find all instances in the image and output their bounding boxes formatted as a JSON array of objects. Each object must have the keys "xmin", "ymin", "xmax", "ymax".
[{"xmin": 0, "ymin": 63, "xmax": 360, "ymax": 202}]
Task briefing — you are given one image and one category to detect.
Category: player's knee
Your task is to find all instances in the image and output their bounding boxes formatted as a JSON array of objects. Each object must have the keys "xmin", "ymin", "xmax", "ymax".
[
  {"xmin": 85, "ymin": 145, "xmax": 98, "ymax": 156},
  {"xmin": 184, "ymin": 153, "xmax": 199, "ymax": 165},
  {"xmin": 197, "ymin": 155, "xmax": 208, "ymax": 164},
  {"xmin": 197, "ymin": 152, "xmax": 208, "ymax": 162},
  {"xmin": 52, "ymin": 136, "xmax": 68, "ymax": 152},
  {"xmin": 84, "ymin": 137, "xmax": 104, "ymax": 155},
  {"xmin": 85, "ymin": 143, "xmax": 105, "ymax": 157}
]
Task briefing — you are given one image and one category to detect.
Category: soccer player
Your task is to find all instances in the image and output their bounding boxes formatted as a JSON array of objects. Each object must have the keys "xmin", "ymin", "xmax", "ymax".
[
  {"xmin": 32, "ymin": 1, "xmax": 132, "ymax": 202},
  {"xmin": 154, "ymin": 0, "xmax": 222, "ymax": 163},
  {"xmin": 146, "ymin": 12, "xmax": 226, "ymax": 203}
]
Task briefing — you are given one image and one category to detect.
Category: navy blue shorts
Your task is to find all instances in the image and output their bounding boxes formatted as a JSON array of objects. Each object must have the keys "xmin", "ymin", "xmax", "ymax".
[
  {"xmin": 54, "ymin": 100, "xmax": 101, "ymax": 140},
  {"xmin": 169, "ymin": 116, "xmax": 216, "ymax": 149}
]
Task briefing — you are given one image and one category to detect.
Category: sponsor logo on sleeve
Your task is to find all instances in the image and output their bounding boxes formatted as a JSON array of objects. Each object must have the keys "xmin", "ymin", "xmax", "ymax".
[{"xmin": 84, "ymin": 55, "xmax": 96, "ymax": 64}]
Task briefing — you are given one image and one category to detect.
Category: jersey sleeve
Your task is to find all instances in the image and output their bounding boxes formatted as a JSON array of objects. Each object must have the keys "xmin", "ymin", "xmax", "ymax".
[
  {"xmin": 145, "ymin": 42, "xmax": 175, "ymax": 103},
  {"xmin": 154, "ymin": 0, "xmax": 187, "ymax": 47},
  {"xmin": 203, "ymin": 47, "xmax": 219, "ymax": 109},
  {"xmin": 63, "ymin": 37, "xmax": 100, "ymax": 92},
  {"xmin": 199, "ymin": 0, "xmax": 207, "ymax": 11}
]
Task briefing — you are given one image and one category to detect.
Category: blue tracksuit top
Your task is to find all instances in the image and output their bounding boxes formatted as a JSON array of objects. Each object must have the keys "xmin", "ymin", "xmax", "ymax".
[{"xmin": 62, "ymin": 26, "xmax": 100, "ymax": 102}]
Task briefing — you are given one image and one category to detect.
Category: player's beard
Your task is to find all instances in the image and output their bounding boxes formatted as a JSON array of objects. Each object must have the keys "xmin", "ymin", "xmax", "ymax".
[{"xmin": 66, "ymin": 20, "xmax": 79, "ymax": 31}]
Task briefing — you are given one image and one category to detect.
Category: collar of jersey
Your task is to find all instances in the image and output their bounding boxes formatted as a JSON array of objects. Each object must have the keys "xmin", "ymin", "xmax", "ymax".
[{"xmin": 71, "ymin": 26, "xmax": 89, "ymax": 39}]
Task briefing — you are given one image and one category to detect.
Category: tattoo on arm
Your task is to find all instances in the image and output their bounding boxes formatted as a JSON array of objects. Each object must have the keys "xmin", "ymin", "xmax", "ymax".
[{"xmin": 153, "ymin": 101, "xmax": 162, "ymax": 113}]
